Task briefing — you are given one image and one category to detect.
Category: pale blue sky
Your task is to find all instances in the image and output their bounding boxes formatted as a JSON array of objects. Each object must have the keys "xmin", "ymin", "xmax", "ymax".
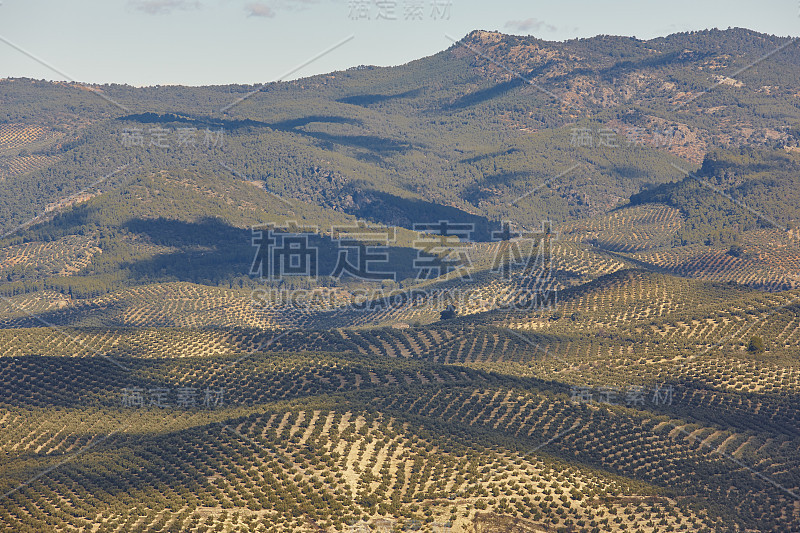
[{"xmin": 0, "ymin": 0, "xmax": 797, "ymax": 86}]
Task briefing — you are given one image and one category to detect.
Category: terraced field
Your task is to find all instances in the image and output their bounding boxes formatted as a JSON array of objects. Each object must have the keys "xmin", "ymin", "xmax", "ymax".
[
  {"xmin": 0, "ymin": 234, "xmax": 631, "ymax": 332},
  {"xmin": 0, "ymin": 235, "xmax": 102, "ymax": 278},
  {"xmin": 0, "ymin": 154, "xmax": 63, "ymax": 181},
  {"xmin": 561, "ymin": 205, "xmax": 683, "ymax": 253},
  {"xmin": 3, "ymin": 27, "xmax": 800, "ymax": 532},
  {"xmin": 0, "ymin": 124, "xmax": 55, "ymax": 151},
  {"xmin": 631, "ymin": 235, "xmax": 800, "ymax": 291},
  {"xmin": 560, "ymin": 205, "xmax": 800, "ymax": 291},
  {"xmin": 0, "ymin": 284, "xmax": 278, "ymax": 329},
  {"xmin": 1, "ymin": 330, "xmax": 797, "ymax": 532},
  {"xmin": 0, "ymin": 348, "xmax": 742, "ymax": 533},
  {"xmin": 1, "ymin": 261, "xmax": 799, "ymax": 531}
]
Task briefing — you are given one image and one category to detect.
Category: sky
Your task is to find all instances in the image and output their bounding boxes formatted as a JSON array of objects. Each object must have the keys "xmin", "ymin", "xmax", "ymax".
[{"xmin": 0, "ymin": 0, "xmax": 798, "ymax": 86}]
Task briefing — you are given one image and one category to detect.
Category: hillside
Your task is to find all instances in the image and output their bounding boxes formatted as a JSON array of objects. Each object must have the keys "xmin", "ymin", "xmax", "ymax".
[
  {"xmin": 4, "ymin": 28, "xmax": 800, "ymax": 237},
  {"xmin": 1, "ymin": 27, "xmax": 800, "ymax": 533}
]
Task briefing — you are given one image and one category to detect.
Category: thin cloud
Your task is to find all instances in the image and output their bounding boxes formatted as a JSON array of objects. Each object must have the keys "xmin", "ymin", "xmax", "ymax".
[
  {"xmin": 128, "ymin": 0, "xmax": 202, "ymax": 15},
  {"xmin": 245, "ymin": 0, "xmax": 322, "ymax": 18},
  {"xmin": 505, "ymin": 18, "xmax": 557, "ymax": 33},
  {"xmin": 245, "ymin": 2, "xmax": 275, "ymax": 17},
  {"xmin": 279, "ymin": 0, "xmax": 319, "ymax": 6}
]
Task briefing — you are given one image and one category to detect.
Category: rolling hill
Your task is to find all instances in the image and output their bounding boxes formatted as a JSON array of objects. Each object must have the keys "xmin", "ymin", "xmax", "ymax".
[{"xmin": 1, "ymin": 27, "xmax": 800, "ymax": 532}]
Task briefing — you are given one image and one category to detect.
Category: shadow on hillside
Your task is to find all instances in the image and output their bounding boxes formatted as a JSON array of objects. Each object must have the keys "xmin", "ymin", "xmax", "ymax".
[
  {"xmin": 121, "ymin": 217, "xmax": 424, "ymax": 286},
  {"xmin": 460, "ymin": 170, "xmax": 533, "ymax": 205},
  {"xmin": 338, "ymin": 88, "xmax": 423, "ymax": 107},
  {"xmin": 119, "ymin": 217, "xmax": 261, "ymax": 286},
  {"xmin": 117, "ymin": 112, "xmax": 415, "ymax": 156},
  {"xmin": 270, "ymin": 115, "xmax": 363, "ymax": 129},
  {"xmin": 340, "ymin": 186, "xmax": 498, "ymax": 241},
  {"xmin": 459, "ymin": 147, "xmax": 521, "ymax": 165},
  {"xmin": 447, "ymin": 61, "xmax": 557, "ymax": 110},
  {"xmin": 0, "ymin": 351, "xmax": 372, "ymax": 409},
  {"xmin": 0, "ymin": 217, "xmax": 435, "ymax": 326},
  {"xmin": 448, "ymin": 78, "xmax": 526, "ymax": 110}
]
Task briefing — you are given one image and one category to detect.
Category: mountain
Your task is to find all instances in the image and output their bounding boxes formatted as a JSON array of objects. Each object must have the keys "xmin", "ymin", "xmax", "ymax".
[
  {"xmin": 1, "ymin": 28, "xmax": 800, "ymax": 532},
  {"xmin": 4, "ymin": 28, "xmax": 800, "ymax": 236}
]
